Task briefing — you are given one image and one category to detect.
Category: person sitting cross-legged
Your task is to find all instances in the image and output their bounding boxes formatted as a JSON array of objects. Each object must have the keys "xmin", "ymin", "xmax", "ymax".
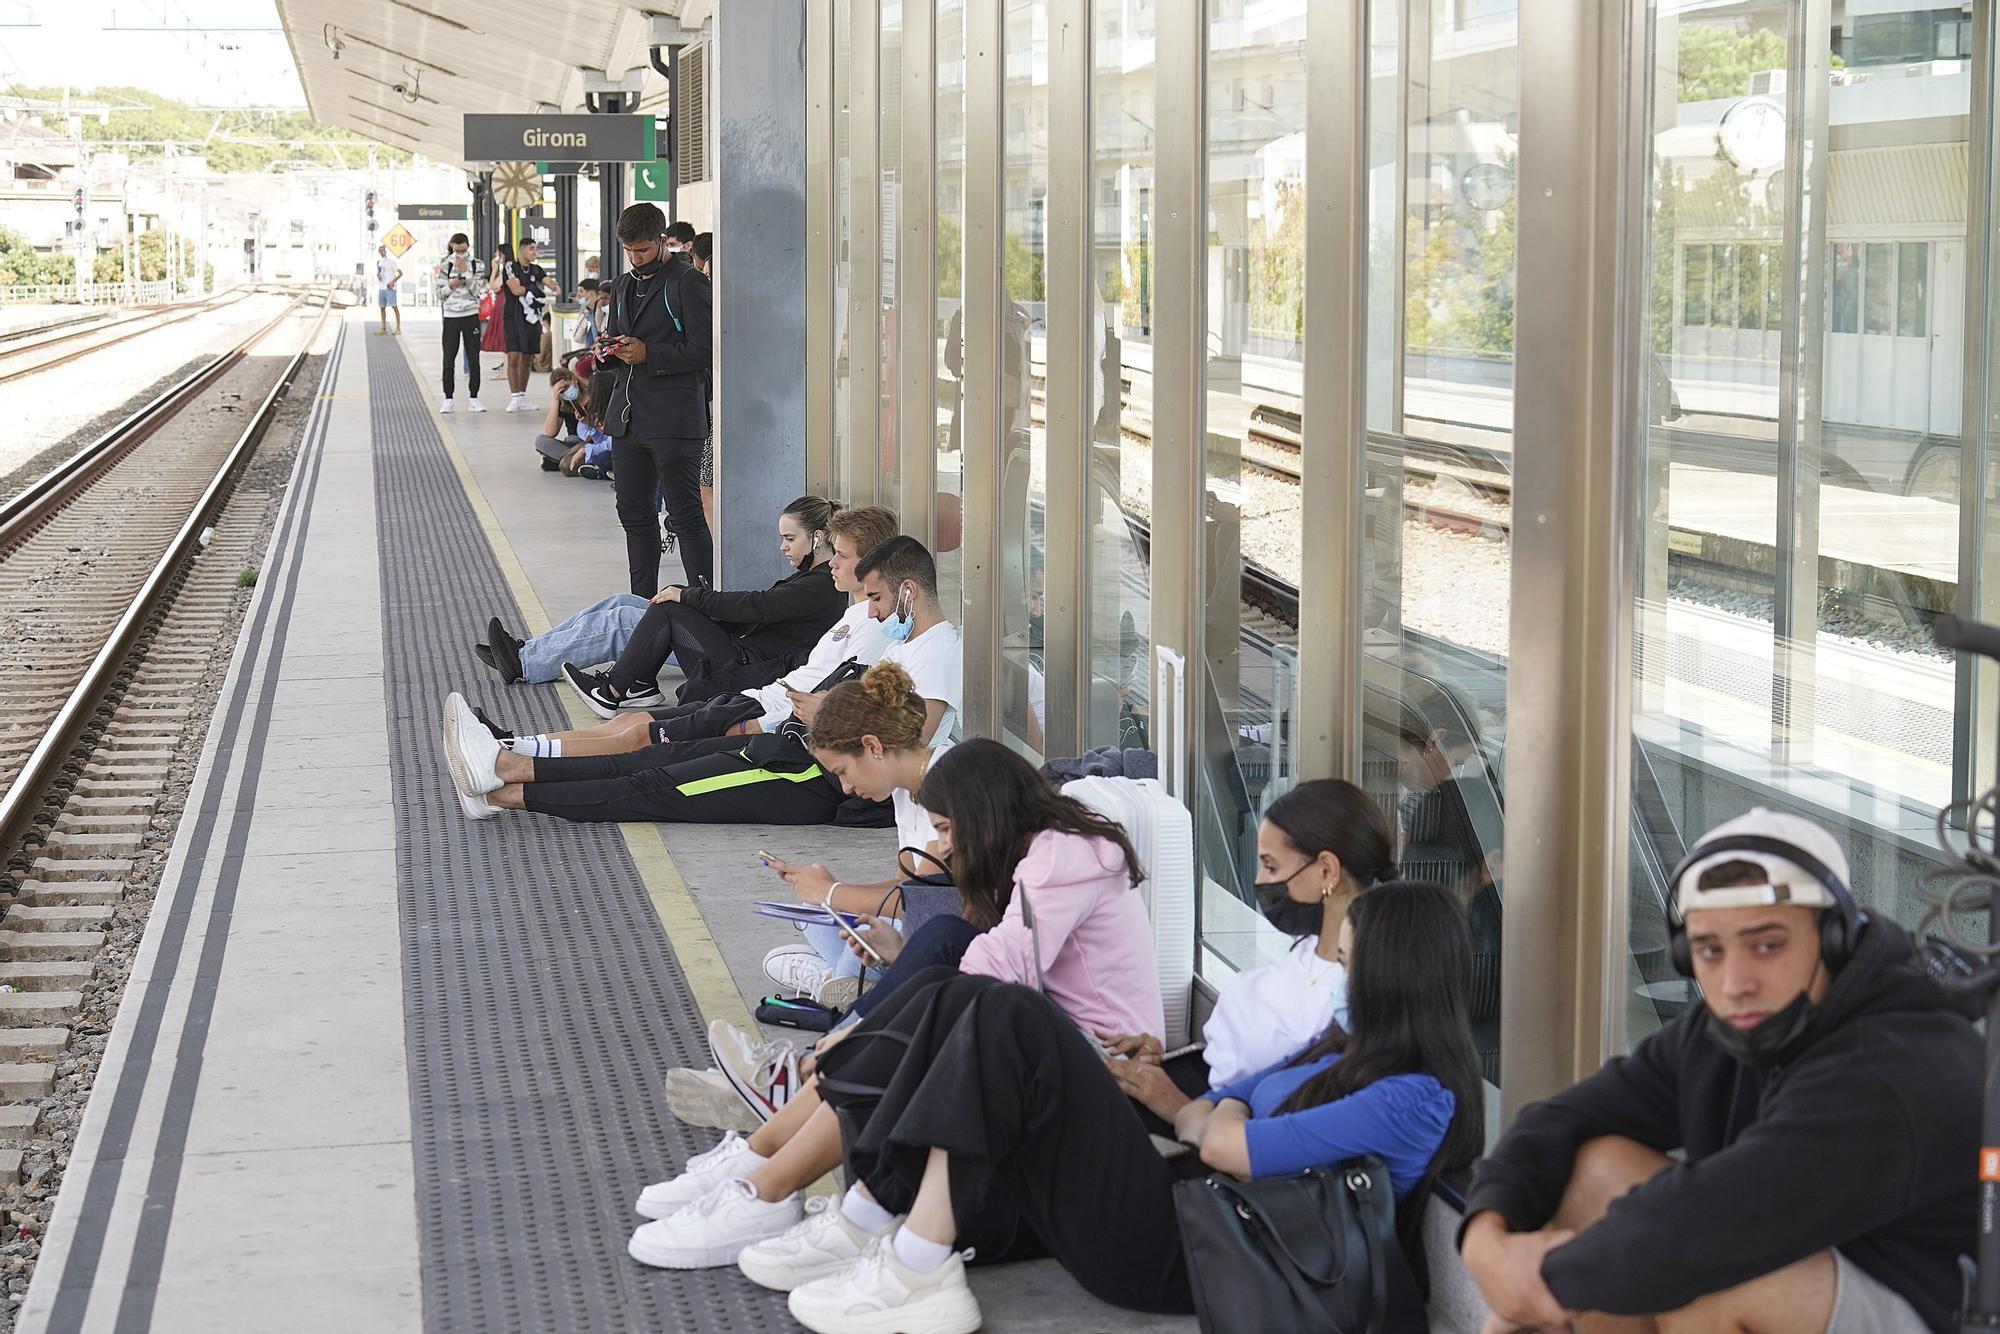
[{"xmin": 1460, "ymin": 808, "xmax": 1978, "ymax": 1334}]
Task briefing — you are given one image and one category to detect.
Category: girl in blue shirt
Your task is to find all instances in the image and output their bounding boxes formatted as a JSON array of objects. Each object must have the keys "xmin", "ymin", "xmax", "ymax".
[{"xmin": 782, "ymin": 881, "xmax": 1486, "ymax": 1332}]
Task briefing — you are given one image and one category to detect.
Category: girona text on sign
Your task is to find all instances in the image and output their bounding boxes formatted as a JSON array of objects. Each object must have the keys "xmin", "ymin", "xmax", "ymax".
[{"xmin": 463, "ymin": 114, "xmax": 654, "ymax": 164}]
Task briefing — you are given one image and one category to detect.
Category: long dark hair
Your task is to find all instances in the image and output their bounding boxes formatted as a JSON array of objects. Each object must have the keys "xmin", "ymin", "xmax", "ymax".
[
  {"xmin": 1264, "ymin": 779, "xmax": 1395, "ymax": 887},
  {"xmin": 918, "ymin": 739, "xmax": 1143, "ymax": 930}
]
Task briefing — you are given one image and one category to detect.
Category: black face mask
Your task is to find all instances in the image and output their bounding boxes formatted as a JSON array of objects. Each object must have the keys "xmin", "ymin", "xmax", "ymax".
[
  {"xmin": 1702, "ymin": 958, "xmax": 1823, "ymax": 1071},
  {"xmin": 632, "ymin": 249, "xmax": 667, "ymax": 278},
  {"xmin": 1253, "ymin": 862, "xmax": 1326, "ymax": 938}
]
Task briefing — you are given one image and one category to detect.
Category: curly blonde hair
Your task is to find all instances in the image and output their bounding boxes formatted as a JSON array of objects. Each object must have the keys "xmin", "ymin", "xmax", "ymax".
[{"xmin": 811, "ymin": 661, "xmax": 927, "ymax": 755}]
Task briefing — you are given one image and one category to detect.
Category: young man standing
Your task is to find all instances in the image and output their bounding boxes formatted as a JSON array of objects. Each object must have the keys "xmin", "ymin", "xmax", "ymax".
[
  {"xmin": 374, "ymin": 245, "xmax": 402, "ymax": 336},
  {"xmin": 1461, "ymin": 808, "xmax": 1977, "ymax": 1334},
  {"xmin": 501, "ymin": 236, "xmax": 550, "ymax": 412},
  {"xmin": 601, "ymin": 203, "xmax": 714, "ymax": 593},
  {"xmin": 436, "ymin": 233, "xmax": 485, "ymax": 414}
]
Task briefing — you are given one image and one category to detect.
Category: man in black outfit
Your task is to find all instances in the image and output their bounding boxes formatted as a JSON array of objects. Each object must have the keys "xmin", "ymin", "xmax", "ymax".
[
  {"xmin": 1460, "ymin": 808, "xmax": 1977, "ymax": 1334},
  {"xmin": 602, "ymin": 203, "xmax": 713, "ymax": 594}
]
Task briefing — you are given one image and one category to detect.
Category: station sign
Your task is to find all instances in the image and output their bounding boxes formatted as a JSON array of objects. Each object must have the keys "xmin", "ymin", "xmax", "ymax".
[
  {"xmin": 399, "ymin": 203, "xmax": 469, "ymax": 221},
  {"xmin": 465, "ymin": 114, "xmax": 655, "ymax": 164}
]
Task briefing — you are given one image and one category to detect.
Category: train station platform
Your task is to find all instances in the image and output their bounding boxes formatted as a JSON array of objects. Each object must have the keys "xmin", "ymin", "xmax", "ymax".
[{"xmin": 15, "ymin": 310, "xmax": 1193, "ymax": 1334}]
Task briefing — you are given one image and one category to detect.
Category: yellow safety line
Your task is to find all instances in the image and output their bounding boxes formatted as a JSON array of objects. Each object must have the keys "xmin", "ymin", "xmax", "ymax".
[{"xmin": 390, "ymin": 318, "xmax": 756, "ymax": 1033}]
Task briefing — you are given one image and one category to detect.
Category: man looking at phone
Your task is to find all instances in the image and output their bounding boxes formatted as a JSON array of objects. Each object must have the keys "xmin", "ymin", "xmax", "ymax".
[{"xmin": 601, "ymin": 202, "xmax": 713, "ymax": 595}]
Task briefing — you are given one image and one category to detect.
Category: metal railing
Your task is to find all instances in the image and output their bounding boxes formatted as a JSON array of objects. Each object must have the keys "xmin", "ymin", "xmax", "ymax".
[{"xmin": 0, "ymin": 280, "xmax": 185, "ymax": 306}]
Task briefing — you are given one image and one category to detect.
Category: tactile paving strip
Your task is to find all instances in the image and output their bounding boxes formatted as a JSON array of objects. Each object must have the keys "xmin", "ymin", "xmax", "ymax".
[{"xmin": 367, "ymin": 337, "xmax": 789, "ymax": 1333}]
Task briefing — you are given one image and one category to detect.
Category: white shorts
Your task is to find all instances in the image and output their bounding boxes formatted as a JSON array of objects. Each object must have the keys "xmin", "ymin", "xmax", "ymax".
[{"xmin": 1827, "ymin": 1250, "xmax": 1927, "ymax": 1334}]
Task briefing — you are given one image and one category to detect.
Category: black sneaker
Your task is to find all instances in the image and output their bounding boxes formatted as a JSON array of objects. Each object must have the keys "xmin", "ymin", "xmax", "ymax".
[
  {"xmin": 474, "ymin": 643, "xmax": 497, "ymax": 672},
  {"xmin": 540, "ymin": 456, "xmax": 560, "ymax": 472},
  {"xmin": 486, "ymin": 618, "xmax": 525, "ymax": 685},
  {"xmin": 561, "ymin": 663, "xmax": 663, "ymax": 718},
  {"xmin": 471, "ymin": 705, "xmax": 515, "ymax": 742}
]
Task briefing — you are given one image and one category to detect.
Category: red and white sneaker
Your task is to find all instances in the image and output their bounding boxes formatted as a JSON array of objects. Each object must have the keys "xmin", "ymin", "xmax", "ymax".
[{"xmin": 708, "ymin": 1019, "xmax": 801, "ymax": 1123}]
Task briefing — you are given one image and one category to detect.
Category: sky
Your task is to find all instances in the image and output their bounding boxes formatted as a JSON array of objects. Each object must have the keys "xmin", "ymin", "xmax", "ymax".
[{"xmin": 0, "ymin": 0, "xmax": 305, "ymax": 106}]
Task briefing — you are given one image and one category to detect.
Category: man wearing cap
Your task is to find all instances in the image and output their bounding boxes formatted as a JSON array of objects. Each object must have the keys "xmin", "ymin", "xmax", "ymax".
[{"xmin": 1460, "ymin": 808, "xmax": 1977, "ymax": 1333}]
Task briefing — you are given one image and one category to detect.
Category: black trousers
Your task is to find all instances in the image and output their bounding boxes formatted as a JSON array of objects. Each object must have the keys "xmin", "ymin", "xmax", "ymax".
[
  {"xmin": 521, "ymin": 738, "xmax": 845, "ymax": 825},
  {"xmin": 816, "ymin": 971, "xmax": 1197, "ymax": 1315},
  {"xmin": 645, "ymin": 694, "xmax": 764, "ymax": 745},
  {"xmin": 613, "ymin": 434, "xmax": 712, "ymax": 595},
  {"xmin": 848, "ymin": 917, "xmax": 982, "ymax": 1022},
  {"xmin": 442, "ymin": 315, "xmax": 481, "ymax": 397},
  {"xmin": 608, "ymin": 600, "xmax": 741, "ymax": 694}
]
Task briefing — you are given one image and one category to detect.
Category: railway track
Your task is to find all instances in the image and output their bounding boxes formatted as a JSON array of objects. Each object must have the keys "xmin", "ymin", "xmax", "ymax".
[{"xmin": 0, "ymin": 288, "xmax": 264, "ymax": 389}]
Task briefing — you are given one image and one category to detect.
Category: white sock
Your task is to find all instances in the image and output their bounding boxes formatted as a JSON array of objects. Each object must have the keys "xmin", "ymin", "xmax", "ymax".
[
  {"xmin": 840, "ymin": 1185, "xmax": 896, "ymax": 1233},
  {"xmin": 891, "ymin": 1226, "xmax": 953, "ymax": 1274},
  {"xmin": 503, "ymin": 735, "xmax": 562, "ymax": 758}
]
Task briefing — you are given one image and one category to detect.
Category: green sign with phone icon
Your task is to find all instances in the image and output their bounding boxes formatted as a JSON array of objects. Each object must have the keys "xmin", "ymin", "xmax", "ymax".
[{"xmin": 632, "ymin": 159, "xmax": 672, "ymax": 202}]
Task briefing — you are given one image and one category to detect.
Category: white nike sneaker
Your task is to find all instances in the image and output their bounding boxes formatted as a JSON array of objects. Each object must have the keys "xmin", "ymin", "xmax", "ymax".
[
  {"xmin": 465, "ymin": 397, "xmax": 486, "ymax": 413},
  {"xmin": 633, "ymin": 1132, "xmax": 762, "ymax": 1220},
  {"xmin": 738, "ymin": 1196, "xmax": 899, "ymax": 1292},
  {"xmin": 708, "ymin": 1019, "xmax": 802, "ymax": 1123},
  {"xmin": 441, "ymin": 692, "xmax": 502, "ymax": 797},
  {"xmin": 787, "ymin": 1238, "xmax": 982, "ymax": 1334},
  {"xmin": 456, "ymin": 787, "xmax": 499, "ymax": 821},
  {"xmin": 440, "ymin": 396, "xmax": 454, "ymax": 414},
  {"xmin": 627, "ymin": 1179, "xmax": 801, "ymax": 1269}
]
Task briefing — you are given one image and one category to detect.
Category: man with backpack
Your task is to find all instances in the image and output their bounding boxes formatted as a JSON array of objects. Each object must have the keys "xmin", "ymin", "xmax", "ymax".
[{"xmin": 1461, "ymin": 809, "xmax": 1977, "ymax": 1333}]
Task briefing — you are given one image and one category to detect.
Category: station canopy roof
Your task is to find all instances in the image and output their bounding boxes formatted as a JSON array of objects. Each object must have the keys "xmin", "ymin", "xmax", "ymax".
[{"xmin": 273, "ymin": 0, "xmax": 708, "ymax": 170}]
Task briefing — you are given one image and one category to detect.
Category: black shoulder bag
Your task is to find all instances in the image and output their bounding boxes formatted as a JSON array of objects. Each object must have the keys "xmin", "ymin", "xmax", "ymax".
[{"xmin": 1173, "ymin": 1157, "xmax": 1424, "ymax": 1334}]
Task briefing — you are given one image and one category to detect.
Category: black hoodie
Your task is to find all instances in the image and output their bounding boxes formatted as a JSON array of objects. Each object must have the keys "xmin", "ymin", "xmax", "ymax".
[
  {"xmin": 1461, "ymin": 920, "xmax": 1978, "ymax": 1332},
  {"xmin": 680, "ymin": 560, "xmax": 845, "ymax": 664}
]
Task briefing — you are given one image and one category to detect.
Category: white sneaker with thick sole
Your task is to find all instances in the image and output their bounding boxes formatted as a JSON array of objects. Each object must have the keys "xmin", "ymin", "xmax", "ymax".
[
  {"xmin": 505, "ymin": 394, "xmax": 526, "ymax": 412},
  {"xmin": 665, "ymin": 1066, "xmax": 762, "ymax": 1133},
  {"xmin": 465, "ymin": 397, "xmax": 486, "ymax": 413},
  {"xmin": 709, "ymin": 1019, "xmax": 801, "ymax": 1123},
  {"xmin": 441, "ymin": 692, "xmax": 502, "ymax": 797},
  {"xmin": 633, "ymin": 1132, "xmax": 760, "ymax": 1220},
  {"xmin": 763, "ymin": 943, "xmax": 832, "ymax": 997},
  {"xmin": 440, "ymin": 396, "xmax": 454, "ymax": 414},
  {"xmin": 456, "ymin": 787, "xmax": 499, "ymax": 820},
  {"xmin": 738, "ymin": 1197, "xmax": 899, "ymax": 1292},
  {"xmin": 787, "ymin": 1240, "xmax": 982, "ymax": 1334},
  {"xmin": 627, "ymin": 1179, "xmax": 801, "ymax": 1269}
]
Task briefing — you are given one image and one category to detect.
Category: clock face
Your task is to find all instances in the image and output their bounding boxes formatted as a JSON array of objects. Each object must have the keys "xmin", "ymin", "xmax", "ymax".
[
  {"xmin": 1719, "ymin": 96, "xmax": 1788, "ymax": 173},
  {"xmin": 1460, "ymin": 161, "xmax": 1513, "ymax": 213}
]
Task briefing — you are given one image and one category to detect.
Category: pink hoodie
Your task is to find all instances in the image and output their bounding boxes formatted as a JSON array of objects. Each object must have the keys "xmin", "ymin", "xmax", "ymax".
[{"xmin": 960, "ymin": 829, "xmax": 1166, "ymax": 1042}]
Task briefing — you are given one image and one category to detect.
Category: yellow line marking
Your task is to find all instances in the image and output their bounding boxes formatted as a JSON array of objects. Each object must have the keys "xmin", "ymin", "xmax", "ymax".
[{"xmin": 390, "ymin": 320, "xmax": 755, "ymax": 1032}]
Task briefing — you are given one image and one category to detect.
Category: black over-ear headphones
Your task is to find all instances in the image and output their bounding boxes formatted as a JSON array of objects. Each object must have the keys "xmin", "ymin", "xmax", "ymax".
[{"xmin": 1666, "ymin": 833, "xmax": 1866, "ymax": 978}]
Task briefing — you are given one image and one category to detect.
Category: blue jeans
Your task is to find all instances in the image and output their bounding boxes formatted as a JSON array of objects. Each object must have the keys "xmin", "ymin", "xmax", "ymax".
[
  {"xmin": 799, "ymin": 919, "xmax": 899, "ymax": 986},
  {"xmin": 520, "ymin": 593, "xmax": 652, "ymax": 682}
]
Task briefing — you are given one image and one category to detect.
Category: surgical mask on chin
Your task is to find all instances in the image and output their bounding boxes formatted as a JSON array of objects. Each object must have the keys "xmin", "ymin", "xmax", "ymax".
[
  {"xmin": 881, "ymin": 591, "xmax": 914, "ymax": 643},
  {"xmin": 1253, "ymin": 882, "xmax": 1323, "ymax": 938},
  {"xmin": 562, "ymin": 384, "xmax": 581, "ymax": 403},
  {"xmin": 1703, "ymin": 989, "xmax": 1816, "ymax": 1070}
]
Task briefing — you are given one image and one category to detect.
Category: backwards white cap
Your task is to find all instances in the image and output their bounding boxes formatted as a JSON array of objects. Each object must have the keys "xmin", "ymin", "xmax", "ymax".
[{"xmin": 1675, "ymin": 807, "xmax": 1849, "ymax": 917}]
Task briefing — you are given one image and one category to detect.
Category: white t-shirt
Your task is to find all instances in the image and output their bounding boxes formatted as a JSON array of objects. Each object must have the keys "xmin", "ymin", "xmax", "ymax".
[
  {"xmin": 881, "ymin": 619, "xmax": 964, "ymax": 743},
  {"xmin": 744, "ymin": 601, "xmax": 889, "ymax": 730},
  {"xmin": 376, "ymin": 255, "xmax": 397, "ymax": 288},
  {"xmin": 893, "ymin": 743, "xmax": 951, "ymax": 855},
  {"xmin": 1200, "ymin": 935, "xmax": 1348, "ymax": 1088}
]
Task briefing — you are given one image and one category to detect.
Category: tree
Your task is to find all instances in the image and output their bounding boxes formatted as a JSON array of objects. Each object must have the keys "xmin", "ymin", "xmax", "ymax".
[
  {"xmin": 1003, "ymin": 232, "xmax": 1043, "ymax": 303},
  {"xmin": 937, "ymin": 215, "xmax": 963, "ymax": 299},
  {"xmin": 93, "ymin": 229, "xmax": 201, "ymax": 284},
  {"xmin": 0, "ymin": 225, "xmax": 63, "ymax": 285},
  {"xmin": 1249, "ymin": 179, "xmax": 1306, "ymax": 344},
  {"xmin": 9, "ymin": 84, "xmax": 409, "ymax": 170}
]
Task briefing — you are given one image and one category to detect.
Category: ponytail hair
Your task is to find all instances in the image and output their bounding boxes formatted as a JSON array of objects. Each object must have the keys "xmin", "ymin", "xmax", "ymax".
[
  {"xmin": 811, "ymin": 662, "xmax": 928, "ymax": 756},
  {"xmin": 783, "ymin": 495, "xmax": 841, "ymax": 538}
]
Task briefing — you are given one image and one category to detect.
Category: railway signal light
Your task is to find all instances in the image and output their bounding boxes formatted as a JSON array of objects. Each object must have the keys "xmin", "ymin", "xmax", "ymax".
[{"xmin": 72, "ymin": 188, "xmax": 83, "ymax": 214}]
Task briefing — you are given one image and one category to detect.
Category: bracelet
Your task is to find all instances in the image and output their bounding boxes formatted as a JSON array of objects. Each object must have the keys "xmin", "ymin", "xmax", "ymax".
[{"xmin": 824, "ymin": 881, "xmax": 843, "ymax": 906}]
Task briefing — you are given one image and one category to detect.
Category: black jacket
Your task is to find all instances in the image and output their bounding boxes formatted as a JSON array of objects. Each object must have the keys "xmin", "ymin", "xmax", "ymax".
[
  {"xmin": 603, "ymin": 257, "xmax": 710, "ymax": 441},
  {"xmin": 1462, "ymin": 920, "xmax": 1977, "ymax": 1332},
  {"xmin": 682, "ymin": 561, "xmax": 844, "ymax": 665}
]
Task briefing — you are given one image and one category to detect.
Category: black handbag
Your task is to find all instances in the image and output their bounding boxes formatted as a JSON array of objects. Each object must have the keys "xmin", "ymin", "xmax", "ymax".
[{"xmin": 1173, "ymin": 1157, "xmax": 1421, "ymax": 1334}]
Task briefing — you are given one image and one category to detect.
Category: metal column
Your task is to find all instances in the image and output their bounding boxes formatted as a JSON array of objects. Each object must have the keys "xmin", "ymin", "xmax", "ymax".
[
  {"xmin": 806, "ymin": 0, "xmax": 836, "ymax": 497},
  {"xmin": 1959, "ymin": 1, "xmax": 2000, "ymax": 809},
  {"xmin": 1042, "ymin": 0, "xmax": 1090, "ymax": 758},
  {"xmin": 845, "ymin": 0, "xmax": 884, "ymax": 508},
  {"xmin": 1500, "ymin": 0, "xmax": 1647, "ymax": 1114},
  {"xmin": 1298, "ymin": 0, "xmax": 1371, "ymax": 783},
  {"xmin": 960, "ymin": 0, "xmax": 1005, "ymax": 738},
  {"xmin": 714, "ymin": 0, "xmax": 809, "ymax": 592},
  {"xmin": 1148, "ymin": 0, "xmax": 1205, "ymax": 802},
  {"xmin": 896, "ymin": 0, "xmax": 938, "ymax": 554},
  {"xmin": 553, "ymin": 173, "xmax": 579, "ymax": 293},
  {"xmin": 593, "ymin": 90, "xmax": 631, "ymax": 284}
]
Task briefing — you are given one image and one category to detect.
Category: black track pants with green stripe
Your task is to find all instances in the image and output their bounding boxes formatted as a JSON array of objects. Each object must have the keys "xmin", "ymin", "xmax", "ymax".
[{"xmin": 520, "ymin": 740, "xmax": 845, "ymax": 825}]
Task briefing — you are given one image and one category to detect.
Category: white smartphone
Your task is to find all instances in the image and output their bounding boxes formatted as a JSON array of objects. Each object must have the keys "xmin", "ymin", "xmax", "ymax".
[{"xmin": 829, "ymin": 906, "xmax": 886, "ymax": 967}]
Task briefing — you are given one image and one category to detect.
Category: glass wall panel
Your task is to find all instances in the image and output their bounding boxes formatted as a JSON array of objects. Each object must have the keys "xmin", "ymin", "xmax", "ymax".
[
  {"xmin": 936, "ymin": 0, "xmax": 967, "ymax": 619},
  {"xmin": 880, "ymin": 1, "xmax": 906, "ymax": 508},
  {"xmin": 1195, "ymin": 1, "xmax": 1308, "ymax": 976},
  {"xmin": 831, "ymin": 0, "xmax": 855, "ymax": 491},
  {"xmin": 1084, "ymin": 1, "xmax": 1155, "ymax": 752},
  {"xmin": 998, "ymin": 0, "xmax": 1049, "ymax": 758},
  {"xmin": 1628, "ymin": 1, "xmax": 1972, "ymax": 1048}
]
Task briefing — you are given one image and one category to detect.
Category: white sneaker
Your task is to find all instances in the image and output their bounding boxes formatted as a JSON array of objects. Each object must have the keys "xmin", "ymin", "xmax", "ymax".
[
  {"xmin": 787, "ymin": 1239, "xmax": 982, "ymax": 1334},
  {"xmin": 456, "ymin": 787, "xmax": 499, "ymax": 820},
  {"xmin": 440, "ymin": 396, "xmax": 454, "ymax": 414},
  {"xmin": 738, "ymin": 1196, "xmax": 899, "ymax": 1292},
  {"xmin": 627, "ymin": 1179, "xmax": 802, "ymax": 1270},
  {"xmin": 441, "ymin": 692, "xmax": 502, "ymax": 797},
  {"xmin": 709, "ymin": 1019, "xmax": 801, "ymax": 1123},
  {"xmin": 764, "ymin": 943, "xmax": 832, "ymax": 997},
  {"xmin": 505, "ymin": 394, "xmax": 528, "ymax": 413},
  {"xmin": 465, "ymin": 397, "xmax": 486, "ymax": 413},
  {"xmin": 633, "ymin": 1132, "xmax": 761, "ymax": 1219},
  {"xmin": 666, "ymin": 1066, "xmax": 762, "ymax": 1133}
]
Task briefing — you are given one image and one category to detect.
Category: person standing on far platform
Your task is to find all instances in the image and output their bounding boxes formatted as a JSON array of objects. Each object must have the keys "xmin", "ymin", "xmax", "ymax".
[
  {"xmin": 374, "ymin": 244, "xmax": 402, "ymax": 336},
  {"xmin": 436, "ymin": 232, "xmax": 486, "ymax": 414},
  {"xmin": 502, "ymin": 236, "xmax": 552, "ymax": 413},
  {"xmin": 601, "ymin": 202, "xmax": 714, "ymax": 594}
]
